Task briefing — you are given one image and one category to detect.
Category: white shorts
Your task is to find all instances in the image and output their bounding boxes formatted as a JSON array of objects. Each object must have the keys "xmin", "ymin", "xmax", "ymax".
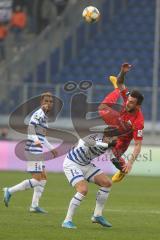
[
  {"xmin": 63, "ymin": 156, "xmax": 103, "ymax": 187},
  {"xmin": 25, "ymin": 151, "xmax": 45, "ymax": 173}
]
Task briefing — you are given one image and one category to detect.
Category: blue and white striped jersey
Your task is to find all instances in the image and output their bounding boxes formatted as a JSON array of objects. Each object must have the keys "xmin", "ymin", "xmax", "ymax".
[
  {"xmin": 67, "ymin": 134, "xmax": 110, "ymax": 166},
  {"xmin": 25, "ymin": 108, "xmax": 52, "ymax": 154}
]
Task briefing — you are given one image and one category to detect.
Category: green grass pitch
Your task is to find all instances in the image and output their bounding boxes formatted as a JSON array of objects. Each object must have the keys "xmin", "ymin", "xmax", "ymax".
[{"xmin": 0, "ymin": 172, "xmax": 160, "ymax": 240}]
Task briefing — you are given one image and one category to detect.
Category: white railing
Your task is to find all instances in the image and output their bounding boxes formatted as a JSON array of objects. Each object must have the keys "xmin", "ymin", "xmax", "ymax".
[{"xmin": 0, "ymin": 0, "xmax": 106, "ymax": 85}]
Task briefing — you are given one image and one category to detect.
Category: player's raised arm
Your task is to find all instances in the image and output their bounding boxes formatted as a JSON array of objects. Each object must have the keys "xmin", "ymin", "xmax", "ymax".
[{"xmin": 117, "ymin": 63, "xmax": 132, "ymax": 91}]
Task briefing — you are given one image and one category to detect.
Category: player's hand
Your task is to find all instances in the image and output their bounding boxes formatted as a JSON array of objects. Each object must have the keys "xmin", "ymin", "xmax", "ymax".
[
  {"xmin": 42, "ymin": 104, "xmax": 49, "ymax": 113},
  {"xmin": 51, "ymin": 149, "xmax": 58, "ymax": 158},
  {"xmin": 34, "ymin": 140, "xmax": 42, "ymax": 148},
  {"xmin": 121, "ymin": 63, "xmax": 132, "ymax": 73},
  {"xmin": 122, "ymin": 161, "xmax": 133, "ymax": 173}
]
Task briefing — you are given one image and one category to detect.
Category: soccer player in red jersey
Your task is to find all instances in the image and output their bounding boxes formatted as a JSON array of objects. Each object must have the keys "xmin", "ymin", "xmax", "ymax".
[{"xmin": 98, "ymin": 63, "xmax": 144, "ymax": 182}]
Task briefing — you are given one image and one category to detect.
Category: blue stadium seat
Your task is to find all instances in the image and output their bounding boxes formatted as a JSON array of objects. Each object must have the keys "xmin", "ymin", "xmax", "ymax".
[{"xmin": 48, "ymin": 0, "xmax": 155, "ymax": 120}]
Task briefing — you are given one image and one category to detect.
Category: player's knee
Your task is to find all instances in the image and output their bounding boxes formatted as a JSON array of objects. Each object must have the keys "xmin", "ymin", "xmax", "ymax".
[
  {"xmin": 76, "ymin": 183, "xmax": 88, "ymax": 196},
  {"xmin": 41, "ymin": 172, "xmax": 47, "ymax": 180},
  {"xmin": 32, "ymin": 173, "xmax": 41, "ymax": 181},
  {"xmin": 32, "ymin": 171, "xmax": 47, "ymax": 181},
  {"xmin": 79, "ymin": 187, "xmax": 88, "ymax": 196},
  {"xmin": 100, "ymin": 179, "xmax": 112, "ymax": 188}
]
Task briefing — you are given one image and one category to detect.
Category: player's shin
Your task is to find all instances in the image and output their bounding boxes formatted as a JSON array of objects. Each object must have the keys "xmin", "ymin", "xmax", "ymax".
[
  {"xmin": 94, "ymin": 187, "xmax": 111, "ymax": 217},
  {"xmin": 31, "ymin": 180, "xmax": 46, "ymax": 208},
  {"xmin": 111, "ymin": 157, "xmax": 126, "ymax": 172},
  {"xmin": 64, "ymin": 192, "xmax": 85, "ymax": 222}
]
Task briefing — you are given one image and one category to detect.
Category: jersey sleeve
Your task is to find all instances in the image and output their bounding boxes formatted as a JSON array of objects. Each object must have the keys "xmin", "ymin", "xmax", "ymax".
[
  {"xmin": 44, "ymin": 138, "xmax": 53, "ymax": 150},
  {"xmin": 29, "ymin": 110, "xmax": 43, "ymax": 126},
  {"xmin": 133, "ymin": 118, "xmax": 144, "ymax": 141},
  {"xmin": 101, "ymin": 89, "xmax": 120, "ymax": 104}
]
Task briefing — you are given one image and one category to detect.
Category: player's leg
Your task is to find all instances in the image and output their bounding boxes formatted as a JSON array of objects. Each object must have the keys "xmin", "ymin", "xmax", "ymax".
[
  {"xmin": 86, "ymin": 167, "xmax": 112, "ymax": 227},
  {"xmin": 109, "ymin": 76, "xmax": 118, "ymax": 89},
  {"xmin": 62, "ymin": 180, "xmax": 87, "ymax": 229},
  {"xmin": 3, "ymin": 176, "xmax": 40, "ymax": 207},
  {"xmin": 62, "ymin": 157, "xmax": 87, "ymax": 229},
  {"xmin": 111, "ymin": 143, "xmax": 129, "ymax": 183},
  {"xmin": 30, "ymin": 168, "xmax": 47, "ymax": 213}
]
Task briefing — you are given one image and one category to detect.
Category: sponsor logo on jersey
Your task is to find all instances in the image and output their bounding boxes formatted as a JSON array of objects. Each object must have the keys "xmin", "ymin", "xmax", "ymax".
[{"xmin": 137, "ymin": 130, "xmax": 143, "ymax": 137}]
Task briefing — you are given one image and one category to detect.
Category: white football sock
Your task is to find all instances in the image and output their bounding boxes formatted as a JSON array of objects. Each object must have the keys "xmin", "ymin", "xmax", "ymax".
[
  {"xmin": 94, "ymin": 187, "xmax": 111, "ymax": 217},
  {"xmin": 31, "ymin": 180, "xmax": 47, "ymax": 208},
  {"xmin": 64, "ymin": 192, "xmax": 85, "ymax": 222},
  {"xmin": 8, "ymin": 179, "xmax": 40, "ymax": 194}
]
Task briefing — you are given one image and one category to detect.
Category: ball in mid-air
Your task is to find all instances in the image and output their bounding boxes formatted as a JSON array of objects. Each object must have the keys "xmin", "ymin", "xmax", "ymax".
[{"xmin": 82, "ymin": 6, "xmax": 100, "ymax": 23}]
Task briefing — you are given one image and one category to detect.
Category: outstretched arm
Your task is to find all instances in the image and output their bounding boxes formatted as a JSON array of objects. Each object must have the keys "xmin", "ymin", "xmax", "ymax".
[
  {"xmin": 117, "ymin": 63, "xmax": 132, "ymax": 90},
  {"xmin": 123, "ymin": 140, "xmax": 142, "ymax": 173},
  {"xmin": 83, "ymin": 135, "xmax": 117, "ymax": 148},
  {"xmin": 44, "ymin": 138, "xmax": 58, "ymax": 158}
]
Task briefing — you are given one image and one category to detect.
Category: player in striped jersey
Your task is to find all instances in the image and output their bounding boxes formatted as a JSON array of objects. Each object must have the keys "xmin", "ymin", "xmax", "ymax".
[
  {"xmin": 3, "ymin": 92, "xmax": 57, "ymax": 213},
  {"xmin": 62, "ymin": 128, "xmax": 117, "ymax": 229}
]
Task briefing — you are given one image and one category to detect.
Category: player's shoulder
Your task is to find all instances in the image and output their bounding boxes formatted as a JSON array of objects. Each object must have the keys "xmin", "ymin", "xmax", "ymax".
[
  {"xmin": 32, "ymin": 108, "xmax": 45, "ymax": 119},
  {"xmin": 137, "ymin": 109, "xmax": 144, "ymax": 122},
  {"xmin": 134, "ymin": 109, "xmax": 144, "ymax": 129}
]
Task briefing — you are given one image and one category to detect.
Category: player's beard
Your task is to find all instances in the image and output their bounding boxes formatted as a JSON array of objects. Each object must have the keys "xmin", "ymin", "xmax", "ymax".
[{"xmin": 125, "ymin": 106, "xmax": 135, "ymax": 113}]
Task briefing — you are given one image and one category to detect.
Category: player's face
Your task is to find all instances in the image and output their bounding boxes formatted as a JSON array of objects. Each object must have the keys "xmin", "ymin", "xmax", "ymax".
[
  {"xmin": 41, "ymin": 96, "xmax": 53, "ymax": 112},
  {"xmin": 126, "ymin": 96, "xmax": 138, "ymax": 112}
]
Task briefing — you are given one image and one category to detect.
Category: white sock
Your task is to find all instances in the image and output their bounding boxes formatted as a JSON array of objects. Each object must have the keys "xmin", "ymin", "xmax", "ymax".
[
  {"xmin": 8, "ymin": 179, "xmax": 40, "ymax": 194},
  {"xmin": 31, "ymin": 180, "xmax": 47, "ymax": 208},
  {"xmin": 64, "ymin": 192, "xmax": 85, "ymax": 222},
  {"xmin": 94, "ymin": 187, "xmax": 111, "ymax": 217}
]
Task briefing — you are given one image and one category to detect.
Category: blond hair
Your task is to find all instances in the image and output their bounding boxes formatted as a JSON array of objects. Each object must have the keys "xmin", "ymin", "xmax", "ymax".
[{"xmin": 40, "ymin": 92, "xmax": 53, "ymax": 101}]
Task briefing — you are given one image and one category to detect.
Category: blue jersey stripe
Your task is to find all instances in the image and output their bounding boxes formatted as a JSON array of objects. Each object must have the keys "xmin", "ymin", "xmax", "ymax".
[
  {"xmin": 37, "ymin": 137, "xmax": 45, "ymax": 142},
  {"xmin": 74, "ymin": 149, "xmax": 88, "ymax": 164},
  {"xmin": 25, "ymin": 146, "xmax": 43, "ymax": 152},
  {"xmin": 25, "ymin": 149, "xmax": 43, "ymax": 153},
  {"xmin": 71, "ymin": 149, "xmax": 82, "ymax": 162},
  {"xmin": 27, "ymin": 139, "xmax": 34, "ymax": 143},
  {"xmin": 75, "ymin": 148, "xmax": 87, "ymax": 163},
  {"xmin": 68, "ymin": 153, "xmax": 89, "ymax": 166},
  {"xmin": 93, "ymin": 146, "xmax": 106, "ymax": 154},
  {"xmin": 30, "ymin": 121, "xmax": 37, "ymax": 126},
  {"xmin": 89, "ymin": 147, "xmax": 99, "ymax": 156},
  {"xmin": 79, "ymin": 147, "xmax": 86, "ymax": 156},
  {"xmin": 25, "ymin": 143, "xmax": 43, "ymax": 148},
  {"xmin": 37, "ymin": 133, "xmax": 45, "ymax": 137},
  {"xmin": 79, "ymin": 147, "xmax": 89, "ymax": 160}
]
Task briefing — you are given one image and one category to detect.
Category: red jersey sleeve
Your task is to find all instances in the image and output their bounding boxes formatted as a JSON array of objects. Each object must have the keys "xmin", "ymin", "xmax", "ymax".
[{"xmin": 133, "ymin": 112, "xmax": 144, "ymax": 141}]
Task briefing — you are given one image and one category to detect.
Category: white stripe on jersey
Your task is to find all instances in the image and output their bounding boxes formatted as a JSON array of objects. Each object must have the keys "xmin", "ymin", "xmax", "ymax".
[{"xmin": 67, "ymin": 134, "xmax": 109, "ymax": 166}]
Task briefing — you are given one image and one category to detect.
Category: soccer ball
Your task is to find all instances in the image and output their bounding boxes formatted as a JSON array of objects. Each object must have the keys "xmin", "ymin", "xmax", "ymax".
[{"xmin": 82, "ymin": 6, "xmax": 100, "ymax": 23}]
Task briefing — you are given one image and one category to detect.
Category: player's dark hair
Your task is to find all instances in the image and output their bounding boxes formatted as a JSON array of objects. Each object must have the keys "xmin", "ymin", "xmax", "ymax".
[
  {"xmin": 130, "ymin": 89, "xmax": 144, "ymax": 105},
  {"xmin": 41, "ymin": 92, "xmax": 53, "ymax": 101}
]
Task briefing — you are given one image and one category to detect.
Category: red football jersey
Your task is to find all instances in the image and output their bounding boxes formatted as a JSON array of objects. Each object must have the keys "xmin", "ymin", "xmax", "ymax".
[{"xmin": 99, "ymin": 88, "xmax": 144, "ymax": 158}]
